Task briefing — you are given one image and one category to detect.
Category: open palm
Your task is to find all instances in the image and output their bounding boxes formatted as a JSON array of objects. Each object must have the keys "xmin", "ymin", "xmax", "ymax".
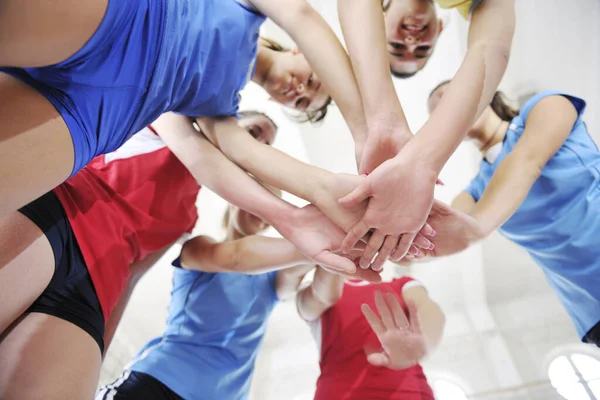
[{"xmin": 361, "ymin": 291, "xmax": 427, "ymax": 370}]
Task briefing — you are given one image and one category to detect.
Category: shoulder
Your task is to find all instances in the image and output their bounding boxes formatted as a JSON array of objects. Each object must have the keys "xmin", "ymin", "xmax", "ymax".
[{"xmin": 519, "ymin": 91, "xmax": 586, "ymax": 125}]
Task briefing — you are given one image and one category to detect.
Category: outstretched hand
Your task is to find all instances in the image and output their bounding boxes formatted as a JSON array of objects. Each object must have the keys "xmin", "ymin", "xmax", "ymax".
[{"xmin": 361, "ymin": 291, "xmax": 427, "ymax": 370}]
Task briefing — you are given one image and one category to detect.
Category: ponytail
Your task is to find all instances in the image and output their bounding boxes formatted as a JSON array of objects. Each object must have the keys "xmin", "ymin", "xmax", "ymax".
[{"xmin": 490, "ymin": 91, "xmax": 520, "ymax": 122}]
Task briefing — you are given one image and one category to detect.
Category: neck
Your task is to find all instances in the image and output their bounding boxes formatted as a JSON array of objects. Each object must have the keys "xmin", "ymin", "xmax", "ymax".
[
  {"xmin": 252, "ymin": 46, "xmax": 272, "ymax": 89},
  {"xmin": 479, "ymin": 117, "xmax": 509, "ymax": 154}
]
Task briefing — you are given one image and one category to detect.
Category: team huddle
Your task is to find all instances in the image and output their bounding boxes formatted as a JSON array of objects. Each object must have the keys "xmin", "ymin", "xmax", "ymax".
[{"xmin": 0, "ymin": 0, "xmax": 598, "ymax": 399}]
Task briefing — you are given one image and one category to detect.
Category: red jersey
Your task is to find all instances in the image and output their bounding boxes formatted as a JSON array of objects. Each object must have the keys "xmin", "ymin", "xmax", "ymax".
[
  {"xmin": 314, "ymin": 278, "xmax": 435, "ymax": 400},
  {"xmin": 54, "ymin": 126, "xmax": 200, "ymax": 321}
]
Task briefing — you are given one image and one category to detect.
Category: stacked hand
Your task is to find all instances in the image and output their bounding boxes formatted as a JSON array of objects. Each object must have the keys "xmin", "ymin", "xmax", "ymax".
[
  {"xmin": 361, "ymin": 291, "xmax": 427, "ymax": 370},
  {"xmin": 339, "ymin": 155, "xmax": 438, "ymax": 269}
]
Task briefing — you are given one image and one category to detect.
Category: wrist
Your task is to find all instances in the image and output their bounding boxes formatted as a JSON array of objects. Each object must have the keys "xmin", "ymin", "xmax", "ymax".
[
  {"xmin": 469, "ymin": 209, "xmax": 495, "ymax": 239},
  {"xmin": 265, "ymin": 201, "xmax": 299, "ymax": 239},
  {"xmin": 309, "ymin": 170, "xmax": 335, "ymax": 208}
]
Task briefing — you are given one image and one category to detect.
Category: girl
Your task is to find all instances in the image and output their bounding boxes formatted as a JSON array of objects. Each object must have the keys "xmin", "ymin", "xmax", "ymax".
[
  {"xmin": 97, "ymin": 201, "xmax": 318, "ymax": 400},
  {"xmin": 0, "ymin": 111, "xmax": 360, "ymax": 399},
  {"xmin": 297, "ymin": 266, "xmax": 445, "ymax": 399},
  {"xmin": 333, "ymin": 0, "xmax": 516, "ymax": 268},
  {"xmin": 0, "ymin": 0, "xmax": 371, "ymax": 223},
  {"xmin": 425, "ymin": 81, "xmax": 600, "ymax": 346}
]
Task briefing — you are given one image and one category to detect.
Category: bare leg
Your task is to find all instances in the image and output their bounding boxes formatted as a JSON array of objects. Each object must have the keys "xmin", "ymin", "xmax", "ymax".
[
  {"xmin": 0, "ymin": 211, "xmax": 54, "ymax": 333},
  {"xmin": 0, "ymin": 313, "xmax": 102, "ymax": 400},
  {"xmin": 0, "ymin": 0, "xmax": 108, "ymax": 67},
  {"xmin": 0, "ymin": 73, "xmax": 75, "ymax": 219}
]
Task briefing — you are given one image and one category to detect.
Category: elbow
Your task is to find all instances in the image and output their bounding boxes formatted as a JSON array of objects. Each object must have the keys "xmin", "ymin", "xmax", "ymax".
[{"xmin": 470, "ymin": 40, "xmax": 511, "ymax": 66}]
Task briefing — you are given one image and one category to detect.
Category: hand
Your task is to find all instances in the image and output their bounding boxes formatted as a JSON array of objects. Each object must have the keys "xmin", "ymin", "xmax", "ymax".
[
  {"xmin": 396, "ymin": 200, "xmax": 486, "ymax": 260},
  {"xmin": 361, "ymin": 291, "xmax": 427, "ymax": 370},
  {"xmin": 340, "ymin": 155, "xmax": 437, "ymax": 264},
  {"xmin": 284, "ymin": 204, "xmax": 362, "ymax": 274},
  {"xmin": 358, "ymin": 122, "xmax": 412, "ymax": 175},
  {"xmin": 313, "ymin": 173, "xmax": 367, "ymax": 233},
  {"xmin": 321, "ymin": 253, "xmax": 382, "ymax": 283}
]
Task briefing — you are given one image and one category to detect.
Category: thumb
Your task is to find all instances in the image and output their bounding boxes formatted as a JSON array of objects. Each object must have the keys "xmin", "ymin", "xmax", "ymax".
[
  {"xmin": 338, "ymin": 180, "xmax": 372, "ymax": 208},
  {"xmin": 315, "ymin": 251, "xmax": 357, "ymax": 274},
  {"xmin": 366, "ymin": 352, "xmax": 391, "ymax": 368}
]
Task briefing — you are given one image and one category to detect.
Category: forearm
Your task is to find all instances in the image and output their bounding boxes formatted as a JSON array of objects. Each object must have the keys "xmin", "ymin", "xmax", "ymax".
[
  {"xmin": 416, "ymin": 301, "xmax": 445, "ymax": 357},
  {"xmin": 182, "ymin": 236, "xmax": 308, "ymax": 274},
  {"xmin": 195, "ymin": 117, "xmax": 332, "ymax": 204},
  {"xmin": 155, "ymin": 113, "xmax": 297, "ymax": 233},
  {"xmin": 470, "ymin": 155, "xmax": 539, "ymax": 236},
  {"xmin": 337, "ymin": 0, "xmax": 408, "ymax": 129},
  {"xmin": 404, "ymin": 2, "xmax": 514, "ymax": 172},
  {"xmin": 297, "ymin": 267, "xmax": 344, "ymax": 321}
]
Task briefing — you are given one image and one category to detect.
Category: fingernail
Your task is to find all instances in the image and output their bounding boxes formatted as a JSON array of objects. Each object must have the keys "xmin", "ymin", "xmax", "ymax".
[
  {"xmin": 430, "ymin": 229, "xmax": 436, "ymax": 237},
  {"xmin": 417, "ymin": 249, "xmax": 423, "ymax": 256},
  {"xmin": 429, "ymin": 243, "xmax": 435, "ymax": 250}
]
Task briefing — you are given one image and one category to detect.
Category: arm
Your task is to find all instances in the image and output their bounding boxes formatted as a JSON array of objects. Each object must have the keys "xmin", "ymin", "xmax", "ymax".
[
  {"xmin": 180, "ymin": 235, "xmax": 308, "ymax": 275},
  {"xmin": 195, "ymin": 117, "xmax": 373, "ymax": 234},
  {"xmin": 402, "ymin": 0, "xmax": 515, "ymax": 172},
  {"xmin": 248, "ymin": 0, "xmax": 368, "ymax": 145},
  {"xmin": 275, "ymin": 264, "xmax": 316, "ymax": 300},
  {"xmin": 155, "ymin": 113, "xmax": 359, "ymax": 273},
  {"xmin": 451, "ymin": 192, "xmax": 477, "ymax": 214},
  {"xmin": 402, "ymin": 285, "xmax": 445, "ymax": 353},
  {"xmin": 103, "ymin": 246, "xmax": 172, "ymax": 354},
  {"xmin": 297, "ymin": 266, "xmax": 345, "ymax": 322},
  {"xmin": 469, "ymin": 95, "xmax": 578, "ymax": 235},
  {"xmin": 337, "ymin": 0, "xmax": 412, "ymax": 172}
]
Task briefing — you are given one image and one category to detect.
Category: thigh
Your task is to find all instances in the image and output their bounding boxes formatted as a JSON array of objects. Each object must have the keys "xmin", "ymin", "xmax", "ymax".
[
  {"xmin": 0, "ymin": 211, "xmax": 54, "ymax": 333},
  {"xmin": 0, "ymin": 0, "xmax": 108, "ymax": 67},
  {"xmin": 0, "ymin": 73, "xmax": 74, "ymax": 219},
  {"xmin": 0, "ymin": 313, "xmax": 102, "ymax": 400}
]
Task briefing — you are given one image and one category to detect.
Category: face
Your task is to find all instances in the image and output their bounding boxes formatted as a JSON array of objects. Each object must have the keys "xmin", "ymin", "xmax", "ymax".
[
  {"xmin": 385, "ymin": 0, "xmax": 443, "ymax": 75},
  {"xmin": 229, "ymin": 206, "xmax": 270, "ymax": 237},
  {"xmin": 263, "ymin": 49, "xmax": 330, "ymax": 114},
  {"xmin": 239, "ymin": 115, "xmax": 277, "ymax": 145}
]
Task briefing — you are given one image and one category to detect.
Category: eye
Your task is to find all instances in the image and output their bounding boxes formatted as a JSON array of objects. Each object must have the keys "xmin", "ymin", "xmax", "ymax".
[
  {"xmin": 307, "ymin": 74, "xmax": 314, "ymax": 87},
  {"xmin": 390, "ymin": 42, "xmax": 406, "ymax": 50},
  {"xmin": 247, "ymin": 127, "xmax": 258, "ymax": 139}
]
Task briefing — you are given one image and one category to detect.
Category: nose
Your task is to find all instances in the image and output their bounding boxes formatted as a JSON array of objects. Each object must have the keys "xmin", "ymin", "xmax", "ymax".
[{"xmin": 296, "ymin": 83, "xmax": 305, "ymax": 95}]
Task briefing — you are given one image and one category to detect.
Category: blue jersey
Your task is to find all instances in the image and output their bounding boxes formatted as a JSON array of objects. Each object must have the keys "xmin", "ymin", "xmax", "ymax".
[
  {"xmin": 148, "ymin": 0, "xmax": 265, "ymax": 118},
  {"xmin": 129, "ymin": 262, "xmax": 278, "ymax": 400},
  {"xmin": 1, "ymin": 0, "xmax": 265, "ymax": 175},
  {"xmin": 465, "ymin": 91, "xmax": 600, "ymax": 338}
]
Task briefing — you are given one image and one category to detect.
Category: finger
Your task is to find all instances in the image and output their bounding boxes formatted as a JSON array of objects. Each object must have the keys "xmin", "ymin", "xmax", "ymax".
[
  {"xmin": 390, "ymin": 233, "xmax": 417, "ymax": 260},
  {"xmin": 342, "ymin": 220, "xmax": 371, "ymax": 254},
  {"xmin": 391, "ymin": 244, "xmax": 416, "ymax": 262},
  {"xmin": 385, "ymin": 292, "xmax": 409, "ymax": 330},
  {"xmin": 360, "ymin": 230, "xmax": 385, "ymax": 269},
  {"xmin": 366, "ymin": 352, "xmax": 391, "ymax": 368},
  {"xmin": 315, "ymin": 251, "xmax": 356, "ymax": 274},
  {"xmin": 419, "ymin": 223, "xmax": 436, "ymax": 237},
  {"xmin": 374, "ymin": 291, "xmax": 395, "ymax": 330},
  {"xmin": 371, "ymin": 235, "xmax": 399, "ymax": 271},
  {"xmin": 354, "ymin": 268, "xmax": 383, "ymax": 283},
  {"xmin": 406, "ymin": 299, "xmax": 423, "ymax": 334},
  {"xmin": 435, "ymin": 178, "xmax": 445, "ymax": 186},
  {"xmin": 412, "ymin": 234, "xmax": 434, "ymax": 251},
  {"xmin": 361, "ymin": 304, "xmax": 386, "ymax": 336},
  {"xmin": 338, "ymin": 181, "xmax": 371, "ymax": 208}
]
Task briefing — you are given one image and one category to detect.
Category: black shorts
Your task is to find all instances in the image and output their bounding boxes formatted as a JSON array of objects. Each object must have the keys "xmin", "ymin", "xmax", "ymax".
[
  {"xmin": 96, "ymin": 370, "xmax": 183, "ymax": 400},
  {"xmin": 18, "ymin": 190, "xmax": 105, "ymax": 353},
  {"xmin": 584, "ymin": 320, "xmax": 600, "ymax": 347}
]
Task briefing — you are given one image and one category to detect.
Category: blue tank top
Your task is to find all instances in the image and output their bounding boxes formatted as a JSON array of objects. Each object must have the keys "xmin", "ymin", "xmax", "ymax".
[
  {"xmin": 143, "ymin": 0, "xmax": 266, "ymax": 120},
  {"xmin": 465, "ymin": 91, "xmax": 600, "ymax": 338},
  {"xmin": 129, "ymin": 262, "xmax": 278, "ymax": 400}
]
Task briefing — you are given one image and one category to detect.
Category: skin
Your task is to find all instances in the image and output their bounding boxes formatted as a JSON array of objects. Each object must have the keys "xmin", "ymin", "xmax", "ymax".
[
  {"xmin": 384, "ymin": 0, "xmax": 443, "ymax": 76},
  {"xmin": 253, "ymin": 46, "xmax": 331, "ymax": 115}
]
